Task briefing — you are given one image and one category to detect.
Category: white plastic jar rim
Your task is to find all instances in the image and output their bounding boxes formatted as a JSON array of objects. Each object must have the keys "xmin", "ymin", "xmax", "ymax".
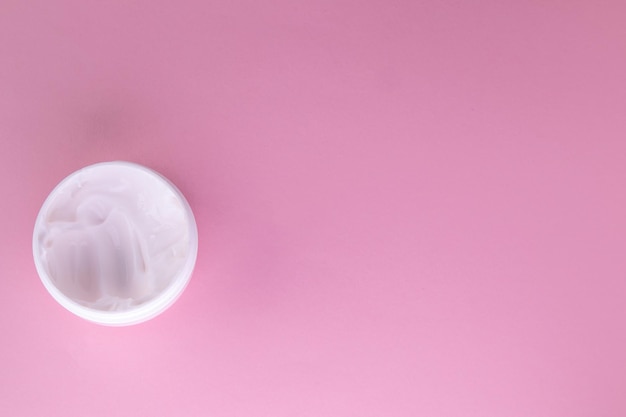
[{"xmin": 32, "ymin": 161, "xmax": 198, "ymax": 326}]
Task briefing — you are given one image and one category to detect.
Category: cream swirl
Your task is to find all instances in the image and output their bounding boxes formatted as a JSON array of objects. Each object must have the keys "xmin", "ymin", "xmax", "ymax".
[{"xmin": 34, "ymin": 163, "xmax": 191, "ymax": 312}]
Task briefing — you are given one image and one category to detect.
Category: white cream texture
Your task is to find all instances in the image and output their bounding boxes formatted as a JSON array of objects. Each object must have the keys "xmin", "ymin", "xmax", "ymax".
[{"xmin": 35, "ymin": 164, "xmax": 191, "ymax": 312}]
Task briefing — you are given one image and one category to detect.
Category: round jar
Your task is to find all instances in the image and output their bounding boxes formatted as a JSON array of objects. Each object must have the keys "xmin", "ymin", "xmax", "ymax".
[{"xmin": 33, "ymin": 161, "xmax": 198, "ymax": 325}]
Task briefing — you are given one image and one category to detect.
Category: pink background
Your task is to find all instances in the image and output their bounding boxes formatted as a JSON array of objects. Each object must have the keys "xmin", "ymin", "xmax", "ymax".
[{"xmin": 1, "ymin": 1, "xmax": 625, "ymax": 416}]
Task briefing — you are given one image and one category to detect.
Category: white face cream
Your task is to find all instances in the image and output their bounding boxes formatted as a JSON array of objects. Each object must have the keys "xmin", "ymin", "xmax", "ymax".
[{"xmin": 33, "ymin": 161, "xmax": 198, "ymax": 325}]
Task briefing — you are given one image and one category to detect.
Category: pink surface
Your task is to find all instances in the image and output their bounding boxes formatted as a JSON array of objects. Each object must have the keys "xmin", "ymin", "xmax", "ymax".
[{"xmin": 1, "ymin": 1, "xmax": 625, "ymax": 416}]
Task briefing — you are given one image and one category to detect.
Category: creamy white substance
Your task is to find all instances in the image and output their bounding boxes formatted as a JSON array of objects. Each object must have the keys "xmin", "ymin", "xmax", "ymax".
[{"xmin": 34, "ymin": 163, "xmax": 191, "ymax": 312}]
